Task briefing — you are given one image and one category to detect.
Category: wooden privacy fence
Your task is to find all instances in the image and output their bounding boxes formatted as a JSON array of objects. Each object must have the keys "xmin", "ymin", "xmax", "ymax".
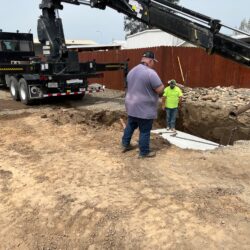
[{"xmin": 78, "ymin": 46, "xmax": 250, "ymax": 90}]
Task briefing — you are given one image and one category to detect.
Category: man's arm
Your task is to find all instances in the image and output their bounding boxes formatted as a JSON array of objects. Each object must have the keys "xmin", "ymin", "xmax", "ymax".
[
  {"xmin": 148, "ymin": 70, "xmax": 164, "ymax": 95},
  {"xmin": 162, "ymin": 96, "xmax": 166, "ymax": 110},
  {"xmin": 154, "ymin": 84, "xmax": 164, "ymax": 95}
]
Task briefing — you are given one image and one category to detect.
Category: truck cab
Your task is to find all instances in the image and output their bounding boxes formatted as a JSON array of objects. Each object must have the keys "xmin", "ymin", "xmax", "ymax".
[{"xmin": 0, "ymin": 31, "xmax": 35, "ymax": 63}]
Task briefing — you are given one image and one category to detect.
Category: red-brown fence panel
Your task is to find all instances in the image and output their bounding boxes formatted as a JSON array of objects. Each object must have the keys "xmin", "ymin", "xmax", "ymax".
[{"xmin": 78, "ymin": 47, "xmax": 250, "ymax": 90}]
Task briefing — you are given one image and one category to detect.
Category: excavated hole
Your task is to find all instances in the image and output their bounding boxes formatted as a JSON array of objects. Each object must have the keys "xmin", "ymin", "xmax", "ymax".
[
  {"xmin": 156, "ymin": 103, "xmax": 250, "ymax": 145},
  {"xmin": 42, "ymin": 99, "xmax": 250, "ymax": 147}
]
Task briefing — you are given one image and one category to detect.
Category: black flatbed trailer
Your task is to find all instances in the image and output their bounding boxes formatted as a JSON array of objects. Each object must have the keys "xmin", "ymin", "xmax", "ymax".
[{"xmin": 0, "ymin": 31, "xmax": 127, "ymax": 104}]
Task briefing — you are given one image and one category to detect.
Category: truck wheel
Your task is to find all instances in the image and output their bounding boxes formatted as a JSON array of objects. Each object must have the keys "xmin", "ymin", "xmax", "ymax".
[
  {"xmin": 9, "ymin": 76, "xmax": 20, "ymax": 101},
  {"xmin": 19, "ymin": 78, "xmax": 32, "ymax": 105}
]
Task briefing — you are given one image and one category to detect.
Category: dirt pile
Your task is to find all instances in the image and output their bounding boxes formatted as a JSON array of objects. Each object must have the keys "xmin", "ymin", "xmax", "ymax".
[
  {"xmin": 42, "ymin": 109, "xmax": 126, "ymax": 127},
  {"xmin": 178, "ymin": 86, "xmax": 250, "ymax": 144},
  {"xmin": 41, "ymin": 108, "xmax": 169, "ymax": 151}
]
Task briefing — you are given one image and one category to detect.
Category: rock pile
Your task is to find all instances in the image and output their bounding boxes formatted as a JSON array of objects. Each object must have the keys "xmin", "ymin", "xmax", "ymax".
[
  {"xmin": 182, "ymin": 86, "xmax": 249, "ymax": 107},
  {"xmin": 178, "ymin": 86, "xmax": 250, "ymax": 144}
]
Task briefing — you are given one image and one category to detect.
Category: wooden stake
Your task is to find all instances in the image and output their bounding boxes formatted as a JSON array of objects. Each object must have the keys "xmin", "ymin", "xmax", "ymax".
[{"xmin": 177, "ymin": 56, "xmax": 185, "ymax": 84}]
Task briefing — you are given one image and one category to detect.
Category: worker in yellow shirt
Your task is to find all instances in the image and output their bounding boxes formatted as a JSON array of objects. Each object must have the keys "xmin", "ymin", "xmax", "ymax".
[{"xmin": 162, "ymin": 79, "xmax": 183, "ymax": 132}]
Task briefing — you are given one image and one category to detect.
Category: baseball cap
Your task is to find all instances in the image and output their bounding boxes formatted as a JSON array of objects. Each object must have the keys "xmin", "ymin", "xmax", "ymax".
[
  {"xmin": 142, "ymin": 51, "xmax": 158, "ymax": 62},
  {"xmin": 168, "ymin": 79, "xmax": 176, "ymax": 85}
]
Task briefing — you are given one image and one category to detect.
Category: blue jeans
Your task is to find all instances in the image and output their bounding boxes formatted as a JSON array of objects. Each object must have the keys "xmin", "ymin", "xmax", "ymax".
[
  {"xmin": 166, "ymin": 108, "xmax": 178, "ymax": 129},
  {"xmin": 122, "ymin": 116, "xmax": 153, "ymax": 156}
]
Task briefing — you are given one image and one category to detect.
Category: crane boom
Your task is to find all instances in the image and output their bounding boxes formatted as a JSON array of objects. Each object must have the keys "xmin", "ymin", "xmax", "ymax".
[
  {"xmin": 43, "ymin": 0, "xmax": 250, "ymax": 66},
  {"xmin": 89, "ymin": 0, "xmax": 250, "ymax": 67}
]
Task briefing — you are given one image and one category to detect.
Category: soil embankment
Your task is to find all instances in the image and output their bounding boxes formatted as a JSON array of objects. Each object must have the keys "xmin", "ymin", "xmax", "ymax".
[{"xmin": 157, "ymin": 86, "xmax": 250, "ymax": 144}]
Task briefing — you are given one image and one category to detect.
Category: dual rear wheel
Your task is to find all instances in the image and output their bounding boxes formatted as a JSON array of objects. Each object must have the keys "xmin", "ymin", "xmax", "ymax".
[
  {"xmin": 9, "ymin": 77, "xmax": 31, "ymax": 105},
  {"xmin": 9, "ymin": 77, "xmax": 85, "ymax": 104},
  {"xmin": 9, "ymin": 76, "xmax": 19, "ymax": 101},
  {"xmin": 18, "ymin": 78, "xmax": 30, "ymax": 105}
]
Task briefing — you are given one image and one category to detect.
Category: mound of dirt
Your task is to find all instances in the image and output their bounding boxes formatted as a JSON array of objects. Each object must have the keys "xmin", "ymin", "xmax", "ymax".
[{"xmin": 43, "ymin": 109, "xmax": 127, "ymax": 127}]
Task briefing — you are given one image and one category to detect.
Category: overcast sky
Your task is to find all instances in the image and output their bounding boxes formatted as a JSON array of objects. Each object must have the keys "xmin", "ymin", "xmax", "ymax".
[{"xmin": 0, "ymin": 0, "xmax": 249, "ymax": 44}]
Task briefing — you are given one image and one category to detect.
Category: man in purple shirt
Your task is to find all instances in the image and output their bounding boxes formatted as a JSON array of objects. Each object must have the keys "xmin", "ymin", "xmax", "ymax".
[{"xmin": 121, "ymin": 51, "xmax": 164, "ymax": 158}]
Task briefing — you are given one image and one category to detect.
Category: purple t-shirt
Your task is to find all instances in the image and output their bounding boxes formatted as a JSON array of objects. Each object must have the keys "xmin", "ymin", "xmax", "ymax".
[{"xmin": 125, "ymin": 64, "xmax": 162, "ymax": 119}]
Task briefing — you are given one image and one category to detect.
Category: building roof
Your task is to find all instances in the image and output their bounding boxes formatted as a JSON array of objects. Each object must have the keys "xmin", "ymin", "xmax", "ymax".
[
  {"xmin": 33, "ymin": 38, "xmax": 97, "ymax": 46},
  {"xmin": 231, "ymin": 34, "xmax": 250, "ymax": 43},
  {"xmin": 127, "ymin": 29, "xmax": 162, "ymax": 38},
  {"xmin": 67, "ymin": 44, "xmax": 122, "ymax": 52},
  {"xmin": 126, "ymin": 29, "xmax": 193, "ymax": 48}
]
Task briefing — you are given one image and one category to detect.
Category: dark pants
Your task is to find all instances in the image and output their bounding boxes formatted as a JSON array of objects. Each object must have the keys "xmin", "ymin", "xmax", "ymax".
[
  {"xmin": 122, "ymin": 116, "xmax": 153, "ymax": 156},
  {"xmin": 166, "ymin": 108, "xmax": 178, "ymax": 129}
]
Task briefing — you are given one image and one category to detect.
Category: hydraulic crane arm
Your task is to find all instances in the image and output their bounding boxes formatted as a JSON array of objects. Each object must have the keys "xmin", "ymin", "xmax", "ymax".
[
  {"xmin": 38, "ymin": 0, "xmax": 128, "ymax": 76},
  {"xmin": 38, "ymin": 0, "xmax": 67, "ymax": 61},
  {"xmin": 38, "ymin": 0, "xmax": 250, "ymax": 66},
  {"xmin": 88, "ymin": 0, "xmax": 250, "ymax": 67}
]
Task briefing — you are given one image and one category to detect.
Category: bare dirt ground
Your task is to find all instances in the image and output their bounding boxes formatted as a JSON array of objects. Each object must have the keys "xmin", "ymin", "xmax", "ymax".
[{"xmin": 0, "ymin": 88, "xmax": 250, "ymax": 250}]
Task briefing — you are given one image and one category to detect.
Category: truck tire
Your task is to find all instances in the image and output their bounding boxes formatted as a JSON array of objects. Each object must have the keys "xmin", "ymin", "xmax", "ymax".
[
  {"xmin": 9, "ymin": 76, "xmax": 20, "ymax": 101},
  {"xmin": 19, "ymin": 78, "xmax": 32, "ymax": 105}
]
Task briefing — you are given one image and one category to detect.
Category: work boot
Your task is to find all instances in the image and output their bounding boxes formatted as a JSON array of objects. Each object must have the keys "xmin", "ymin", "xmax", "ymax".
[
  {"xmin": 121, "ymin": 144, "xmax": 135, "ymax": 153},
  {"xmin": 138, "ymin": 151, "xmax": 156, "ymax": 159}
]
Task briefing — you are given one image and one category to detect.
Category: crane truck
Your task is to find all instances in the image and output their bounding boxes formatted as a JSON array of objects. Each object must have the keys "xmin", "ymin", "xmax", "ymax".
[{"xmin": 0, "ymin": 0, "xmax": 250, "ymax": 105}]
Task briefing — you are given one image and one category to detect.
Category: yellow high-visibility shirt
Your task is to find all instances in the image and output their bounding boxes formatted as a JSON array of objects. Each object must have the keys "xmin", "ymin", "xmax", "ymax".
[{"xmin": 163, "ymin": 86, "xmax": 183, "ymax": 108}]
